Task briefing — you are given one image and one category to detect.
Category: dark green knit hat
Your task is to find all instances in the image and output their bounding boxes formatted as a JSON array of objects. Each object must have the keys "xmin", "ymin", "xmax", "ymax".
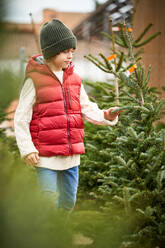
[{"xmin": 40, "ymin": 19, "xmax": 77, "ymax": 59}]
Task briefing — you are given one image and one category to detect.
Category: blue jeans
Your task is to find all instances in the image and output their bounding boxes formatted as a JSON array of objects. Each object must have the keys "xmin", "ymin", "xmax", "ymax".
[{"xmin": 35, "ymin": 166, "xmax": 79, "ymax": 212}]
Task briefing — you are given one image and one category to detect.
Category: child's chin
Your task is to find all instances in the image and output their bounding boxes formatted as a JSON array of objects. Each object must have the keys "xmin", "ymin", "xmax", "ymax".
[{"xmin": 62, "ymin": 65, "xmax": 68, "ymax": 69}]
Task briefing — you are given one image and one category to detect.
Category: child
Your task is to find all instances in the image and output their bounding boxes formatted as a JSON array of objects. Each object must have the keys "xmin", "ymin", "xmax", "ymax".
[{"xmin": 14, "ymin": 19, "xmax": 120, "ymax": 212}]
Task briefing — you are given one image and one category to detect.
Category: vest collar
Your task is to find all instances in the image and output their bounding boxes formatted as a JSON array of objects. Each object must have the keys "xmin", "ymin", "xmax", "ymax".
[{"xmin": 26, "ymin": 54, "xmax": 74, "ymax": 78}]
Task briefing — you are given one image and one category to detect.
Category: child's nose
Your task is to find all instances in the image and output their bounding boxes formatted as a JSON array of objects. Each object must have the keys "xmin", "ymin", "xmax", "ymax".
[{"xmin": 67, "ymin": 52, "xmax": 73, "ymax": 59}]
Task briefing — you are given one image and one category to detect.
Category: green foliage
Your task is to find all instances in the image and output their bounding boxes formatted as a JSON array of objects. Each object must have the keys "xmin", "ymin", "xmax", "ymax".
[
  {"xmin": 80, "ymin": 22, "xmax": 165, "ymax": 247},
  {"xmin": 0, "ymin": 138, "xmax": 145, "ymax": 248},
  {"xmin": 0, "ymin": 68, "xmax": 20, "ymax": 147},
  {"xmin": 0, "ymin": 139, "xmax": 75, "ymax": 248},
  {"xmin": 0, "ymin": 68, "xmax": 20, "ymax": 111},
  {"xmin": 72, "ymin": 206, "xmax": 138, "ymax": 248}
]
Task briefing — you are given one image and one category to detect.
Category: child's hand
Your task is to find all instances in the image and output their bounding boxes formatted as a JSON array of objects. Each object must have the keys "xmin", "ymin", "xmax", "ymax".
[
  {"xmin": 104, "ymin": 107, "xmax": 122, "ymax": 121},
  {"xmin": 25, "ymin": 152, "xmax": 40, "ymax": 166}
]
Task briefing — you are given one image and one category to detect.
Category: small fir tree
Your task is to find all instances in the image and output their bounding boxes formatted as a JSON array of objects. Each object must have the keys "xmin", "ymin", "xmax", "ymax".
[{"xmin": 79, "ymin": 20, "xmax": 165, "ymax": 247}]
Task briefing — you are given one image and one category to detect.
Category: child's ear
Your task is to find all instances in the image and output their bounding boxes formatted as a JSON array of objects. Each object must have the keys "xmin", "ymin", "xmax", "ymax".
[{"xmin": 44, "ymin": 58, "xmax": 50, "ymax": 64}]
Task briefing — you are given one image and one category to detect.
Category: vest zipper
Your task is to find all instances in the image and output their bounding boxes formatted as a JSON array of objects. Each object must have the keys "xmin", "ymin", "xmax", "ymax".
[
  {"xmin": 61, "ymin": 86, "xmax": 72, "ymax": 154},
  {"xmin": 67, "ymin": 89, "xmax": 72, "ymax": 109},
  {"xmin": 45, "ymin": 65, "xmax": 72, "ymax": 154}
]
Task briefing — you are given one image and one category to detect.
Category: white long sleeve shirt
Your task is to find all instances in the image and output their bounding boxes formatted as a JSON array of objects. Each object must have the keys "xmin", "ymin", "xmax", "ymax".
[{"xmin": 14, "ymin": 70, "xmax": 118, "ymax": 170}]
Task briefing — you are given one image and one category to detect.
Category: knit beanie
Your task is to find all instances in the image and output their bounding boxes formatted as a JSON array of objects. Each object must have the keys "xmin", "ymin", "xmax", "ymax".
[{"xmin": 40, "ymin": 19, "xmax": 77, "ymax": 60}]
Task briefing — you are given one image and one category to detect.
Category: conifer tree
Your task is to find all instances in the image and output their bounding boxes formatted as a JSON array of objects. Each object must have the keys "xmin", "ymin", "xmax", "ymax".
[{"xmin": 80, "ymin": 21, "xmax": 165, "ymax": 247}]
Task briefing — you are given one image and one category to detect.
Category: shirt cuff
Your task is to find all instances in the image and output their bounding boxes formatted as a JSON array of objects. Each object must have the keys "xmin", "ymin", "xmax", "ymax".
[{"xmin": 20, "ymin": 147, "xmax": 39, "ymax": 159}]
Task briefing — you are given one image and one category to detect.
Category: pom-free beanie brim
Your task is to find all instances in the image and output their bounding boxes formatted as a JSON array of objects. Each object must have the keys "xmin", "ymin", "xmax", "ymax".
[{"xmin": 42, "ymin": 36, "xmax": 77, "ymax": 59}]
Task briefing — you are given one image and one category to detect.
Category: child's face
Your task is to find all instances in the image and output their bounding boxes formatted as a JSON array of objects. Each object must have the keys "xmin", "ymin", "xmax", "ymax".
[{"xmin": 48, "ymin": 48, "xmax": 75, "ymax": 70}]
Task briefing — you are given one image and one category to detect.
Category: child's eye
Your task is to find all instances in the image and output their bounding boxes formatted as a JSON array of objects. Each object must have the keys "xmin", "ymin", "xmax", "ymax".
[
  {"xmin": 63, "ymin": 49, "xmax": 75, "ymax": 54},
  {"xmin": 63, "ymin": 50, "xmax": 69, "ymax": 53}
]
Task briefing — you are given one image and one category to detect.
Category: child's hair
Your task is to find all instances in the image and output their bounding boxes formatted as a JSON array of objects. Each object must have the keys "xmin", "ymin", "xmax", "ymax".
[
  {"xmin": 40, "ymin": 19, "xmax": 77, "ymax": 60},
  {"xmin": 43, "ymin": 57, "xmax": 51, "ymax": 64}
]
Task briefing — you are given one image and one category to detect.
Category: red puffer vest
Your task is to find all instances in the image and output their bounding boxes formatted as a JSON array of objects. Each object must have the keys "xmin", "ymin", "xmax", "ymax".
[{"xmin": 25, "ymin": 54, "xmax": 85, "ymax": 156}]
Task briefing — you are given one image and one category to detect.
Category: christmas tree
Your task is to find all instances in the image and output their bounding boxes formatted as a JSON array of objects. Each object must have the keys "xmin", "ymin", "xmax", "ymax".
[{"xmin": 79, "ymin": 20, "xmax": 165, "ymax": 247}]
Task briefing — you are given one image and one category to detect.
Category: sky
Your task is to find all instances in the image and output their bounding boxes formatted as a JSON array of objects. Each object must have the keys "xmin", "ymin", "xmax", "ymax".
[{"xmin": 2, "ymin": 0, "xmax": 107, "ymax": 23}]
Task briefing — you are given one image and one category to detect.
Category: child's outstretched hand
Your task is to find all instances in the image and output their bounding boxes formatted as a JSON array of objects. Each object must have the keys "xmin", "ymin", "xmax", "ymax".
[
  {"xmin": 104, "ymin": 107, "xmax": 122, "ymax": 121},
  {"xmin": 25, "ymin": 152, "xmax": 40, "ymax": 166}
]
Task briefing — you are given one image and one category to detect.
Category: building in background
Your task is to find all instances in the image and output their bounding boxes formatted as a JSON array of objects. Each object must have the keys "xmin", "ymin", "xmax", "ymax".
[
  {"xmin": 0, "ymin": 0, "xmax": 133, "ymax": 81},
  {"xmin": 73, "ymin": 0, "xmax": 132, "ymax": 41},
  {"xmin": 133, "ymin": 0, "xmax": 165, "ymax": 99},
  {"xmin": 0, "ymin": 9, "xmax": 90, "ymax": 60}
]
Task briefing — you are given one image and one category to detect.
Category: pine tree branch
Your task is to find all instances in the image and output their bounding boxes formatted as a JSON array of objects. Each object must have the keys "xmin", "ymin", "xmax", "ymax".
[
  {"xmin": 124, "ymin": 23, "xmax": 145, "ymax": 106},
  {"xmin": 98, "ymin": 53, "xmax": 113, "ymax": 71},
  {"xmin": 88, "ymin": 54, "xmax": 108, "ymax": 70},
  {"xmin": 120, "ymin": 89, "xmax": 140, "ymax": 104},
  {"xmin": 116, "ymin": 52, "xmax": 124, "ymax": 72},
  {"xmin": 84, "ymin": 55, "xmax": 110, "ymax": 73},
  {"xmin": 100, "ymin": 32, "xmax": 126, "ymax": 48},
  {"xmin": 110, "ymin": 18, "xmax": 119, "ymax": 105},
  {"xmin": 119, "ymin": 23, "xmax": 129, "ymax": 48},
  {"xmin": 134, "ymin": 32, "xmax": 161, "ymax": 48},
  {"xmin": 134, "ymin": 23, "xmax": 153, "ymax": 44}
]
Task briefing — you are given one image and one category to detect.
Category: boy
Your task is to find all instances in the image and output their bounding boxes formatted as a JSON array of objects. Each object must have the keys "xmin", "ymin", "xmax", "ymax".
[{"xmin": 14, "ymin": 19, "xmax": 120, "ymax": 212}]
